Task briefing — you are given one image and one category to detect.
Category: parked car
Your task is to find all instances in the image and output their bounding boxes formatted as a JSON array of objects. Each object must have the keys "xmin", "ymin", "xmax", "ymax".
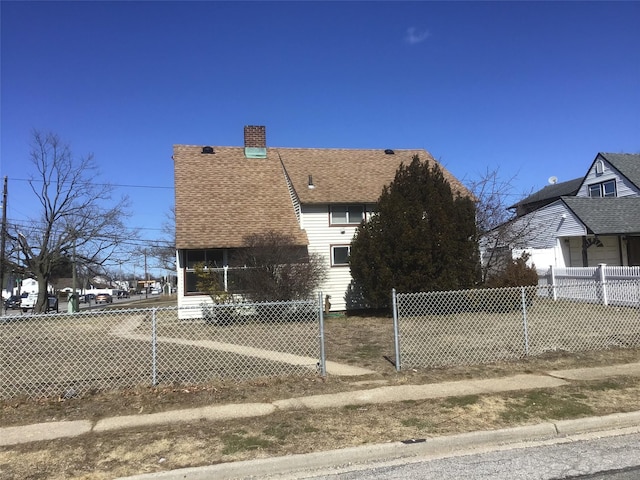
[
  {"xmin": 4, "ymin": 295, "xmax": 21, "ymax": 310},
  {"xmin": 21, "ymin": 292, "xmax": 38, "ymax": 312},
  {"xmin": 95, "ymin": 293, "xmax": 113, "ymax": 304},
  {"xmin": 80, "ymin": 293, "xmax": 96, "ymax": 303},
  {"xmin": 19, "ymin": 293, "xmax": 59, "ymax": 313}
]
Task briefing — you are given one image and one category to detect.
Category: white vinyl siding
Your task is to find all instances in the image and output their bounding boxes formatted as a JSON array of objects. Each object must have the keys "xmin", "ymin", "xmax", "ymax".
[
  {"xmin": 578, "ymin": 159, "xmax": 640, "ymax": 198},
  {"xmin": 480, "ymin": 200, "xmax": 588, "ymax": 272},
  {"xmin": 512, "ymin": 200, "xmax": 586, "ymax": 249},
  {"xmin": 301, "ymin": 204, "xmax": 374, "ymax": 311}
]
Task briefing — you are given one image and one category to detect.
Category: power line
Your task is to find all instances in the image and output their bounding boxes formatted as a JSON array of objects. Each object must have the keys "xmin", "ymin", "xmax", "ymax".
[
  {"xmin": 7, "ymin": 177, "xmax": 174, "ymax": 190},
  {"xmin": 5, "ymin": 221, "xmax": 174, "ymax": 248}
]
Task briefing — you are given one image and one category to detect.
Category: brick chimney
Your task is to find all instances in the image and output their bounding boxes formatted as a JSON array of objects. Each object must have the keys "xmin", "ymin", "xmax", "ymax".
[
  {"xmin": 244, "ymin": 125, "xmax": 267, "ymax": 158},
  {"xmin": 244, "ymin": 125, "xmax": 266, "ymax": 148}
]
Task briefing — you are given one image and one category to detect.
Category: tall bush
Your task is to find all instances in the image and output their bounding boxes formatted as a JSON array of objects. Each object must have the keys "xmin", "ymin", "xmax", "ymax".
[
  {"xmin": 349, "ymin": 155, "xmax": 480, "ymax": 309},
  {"xmin": 484, "ymin": 252, "xmax": 538, "ymax": 288}
]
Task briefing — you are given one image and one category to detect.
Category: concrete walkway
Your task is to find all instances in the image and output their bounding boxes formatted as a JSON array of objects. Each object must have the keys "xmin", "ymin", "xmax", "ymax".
[{"xmin": 111, "ymin": 316, "xmax": 377, "ymax": 377}]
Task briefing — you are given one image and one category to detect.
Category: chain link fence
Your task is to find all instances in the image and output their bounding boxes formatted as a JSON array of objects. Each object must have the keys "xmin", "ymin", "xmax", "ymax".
[
  {"xmin": 0, "ymin": 297, "xmax": 325, "ymax": 400},
  {"xmin": 393, "ymin": 281, "xmax": 640, "ymax": 370}
]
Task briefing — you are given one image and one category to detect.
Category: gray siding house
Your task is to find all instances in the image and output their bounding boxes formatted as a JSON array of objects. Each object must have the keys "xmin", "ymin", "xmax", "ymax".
[{"xmin": 482, "ymin": 153, "xmax": 640, "ymax": 270}]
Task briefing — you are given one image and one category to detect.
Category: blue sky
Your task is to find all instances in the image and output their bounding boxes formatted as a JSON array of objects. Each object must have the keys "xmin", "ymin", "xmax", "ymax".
[{"xmin": 1, "ymin": 1, "xmax": 639, "ymax": 271}]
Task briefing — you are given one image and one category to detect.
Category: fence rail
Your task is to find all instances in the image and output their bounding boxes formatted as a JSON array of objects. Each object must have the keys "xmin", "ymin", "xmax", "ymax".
[
  {"xmin": 394, "ymin": 281, "xmax": 640, "ymax": 370},
  {"xmin": 0, "ymin": 296, "xmax": 325, "ymax": 400}
]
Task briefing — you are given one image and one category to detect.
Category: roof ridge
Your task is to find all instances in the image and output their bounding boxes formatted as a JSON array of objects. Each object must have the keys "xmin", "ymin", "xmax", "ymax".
[{"xmin": 174, "ymin": 145, "xmax": 431, "ymax": 153}]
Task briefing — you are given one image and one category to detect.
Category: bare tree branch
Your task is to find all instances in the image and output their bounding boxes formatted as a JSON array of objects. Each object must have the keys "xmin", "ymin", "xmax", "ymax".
[
  {"xmin": 9, "ymin": 130, "xmax": 133, "ymax": 312},
  {"xmin": 466, "ymin": 168, "xmax": 536, "ymax": 283}
]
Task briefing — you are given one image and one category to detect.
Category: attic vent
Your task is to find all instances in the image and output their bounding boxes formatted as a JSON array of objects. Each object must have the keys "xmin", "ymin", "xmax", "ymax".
[
  {"xmin": 384, "ymin": 149, "xmax": 395, "ymax": 155},
  {"xmin": 595, "ymin": 160, "xmax": 605, "ymax": 175},
  {"xmin": 202, "ymin": 146, "xmax": 215, "ymax": 154}
]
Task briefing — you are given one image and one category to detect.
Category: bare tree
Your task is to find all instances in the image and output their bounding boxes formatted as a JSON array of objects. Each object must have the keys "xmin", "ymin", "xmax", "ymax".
[
  {"xmin": 466, "ymin": 168, "xmax": 535, "ymax": 283},
  {"xmin": 147, "ymin": 207, "xmax": 176, "ymax": 273},
  {"xmin": 9, "ymin": 131, "xmax": 131, "ymax": 312},
  {"xmin": 233, "ymin": 231, "xmax": 326, "ymax": 302}
]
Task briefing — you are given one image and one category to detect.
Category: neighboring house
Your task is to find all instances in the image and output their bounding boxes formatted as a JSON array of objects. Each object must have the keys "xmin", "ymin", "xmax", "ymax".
[
  {"xmin": 173, "ymin": 125, "xmax": 468, "ymax": 315},
  {"xmin": 482, "ymin": 152, "xmax": 640, "ymax": 270}
]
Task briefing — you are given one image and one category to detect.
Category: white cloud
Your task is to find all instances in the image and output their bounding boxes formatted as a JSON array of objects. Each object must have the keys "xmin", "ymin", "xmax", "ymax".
[{"xmin": 405, "ymin": 27, "xmax": 430, "ymax": 45}]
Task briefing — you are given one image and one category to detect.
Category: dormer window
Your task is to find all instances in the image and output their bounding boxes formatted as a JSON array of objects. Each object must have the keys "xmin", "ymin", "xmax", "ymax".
[
  {"xmin": 588, "ymin": 179, "xmax": 616, "ymax": 198},
  {"xmin": 330, "ymin": 205, "xmax": 365, "ymax": 225}
]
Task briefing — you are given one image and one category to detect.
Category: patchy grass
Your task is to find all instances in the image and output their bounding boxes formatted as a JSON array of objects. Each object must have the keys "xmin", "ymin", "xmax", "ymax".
[
  {"xmin": 401, "ymin": 417, "xmax": 433, "ymax": 430},
  {"xmin": 220, "ymin": 431, "xmax": 272, "ymax": 455},
  {"xmin": 500, "ymin": 390, "xmax": 595, "ymax": 423},
  {"xmin": 441, "ymin": 395, "xmax": 481, "ymax": 409}
]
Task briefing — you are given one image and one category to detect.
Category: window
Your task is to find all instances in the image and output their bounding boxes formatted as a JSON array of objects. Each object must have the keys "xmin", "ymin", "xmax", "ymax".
[
  {"xmin": 588, "ymin": 180, "xmax": 616, "ymax": 198},
  {"xmin": 331, "ymin": 245, "xmax": 350, "ymax": 266},
  {"xmin": 184, "ymin": 249, "xmax": 225, "ymax": 294},
  {"xmin": 330, "ymin": 205, "xmax": 364, "ymax": 225}
]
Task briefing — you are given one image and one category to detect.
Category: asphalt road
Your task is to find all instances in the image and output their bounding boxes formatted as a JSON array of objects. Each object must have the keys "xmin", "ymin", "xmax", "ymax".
[
  {"xmin": 274, "ymin": 431, "xmax": 640, "ymax": 480},
  {"xmin": 1, "ymin": 293, "xmax": 170, "ymax": 316}
]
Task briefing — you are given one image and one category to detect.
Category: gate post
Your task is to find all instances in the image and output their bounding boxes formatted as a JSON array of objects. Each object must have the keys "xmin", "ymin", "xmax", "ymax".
[
  {"xmin": 151, "ymin": 308, "xmax": 158, "ymax": 386},
  {"xmin": 392, "ymin": 288, "xmax": 401, "ymax": 372},
  {"xmin": 317, "ymin": 291, "xmax": 327, "ymax": 377},
  {"xmin": 598, "ymin": 263, "xmax": 608, "ymax": 306}
]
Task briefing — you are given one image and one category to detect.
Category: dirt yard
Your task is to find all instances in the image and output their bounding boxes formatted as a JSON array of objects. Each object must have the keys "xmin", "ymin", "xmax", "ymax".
[{"xmin": 1, "ymin": 315, "xmax": 640, "ymax": 479}]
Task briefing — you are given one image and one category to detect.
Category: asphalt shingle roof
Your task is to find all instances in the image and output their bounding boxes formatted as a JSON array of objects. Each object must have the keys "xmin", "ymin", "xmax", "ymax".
[
  {"xmin": 173, "ymin": 145, "xmax": 468, "ymax": 249},
  {"xmin": 512, "ymin": 177, "xmax": 582, "ymax": 209},
  {"xmin": 173, "ymin": 146, "xmax": 309, "ymax": 249},
  {"xmin": 599, "ymin": 153, "xmax": 640, "ymax": 189},
  {"xmin": 562, "ymin": 197, "xmax": 640, "ymax": 234},
  {"xmin": 276, "ymin": 147, "xmax": 468, "ymax": 204}
]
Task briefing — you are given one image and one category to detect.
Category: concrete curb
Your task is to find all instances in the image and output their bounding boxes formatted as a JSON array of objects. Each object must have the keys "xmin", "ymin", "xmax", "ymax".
[
  {"xmin": 114, "ymin": 415, "xmax": 640, "ymax": 480},
  {"xmin": 555, "ymin": 410, "xmax": 640, "ymax": 435}
]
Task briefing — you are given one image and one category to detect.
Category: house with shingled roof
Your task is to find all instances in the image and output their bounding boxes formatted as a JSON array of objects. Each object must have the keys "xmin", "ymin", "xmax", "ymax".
[
  {"xmin": 481, "ymin": 152, "xmax": 640, "ymax": 271},
  {"xmin": 173, "ymin": 125, "xmax": 469, "ymax": 315}
]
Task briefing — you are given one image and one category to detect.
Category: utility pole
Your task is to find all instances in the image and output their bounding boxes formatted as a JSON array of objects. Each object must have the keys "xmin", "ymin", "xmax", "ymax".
[
  {"xmin": 0, "ymin": 177, "xmax": 8, "ymax": 306},
  {"xmin": 71, "ymin": 232, "xmax": 78, "ymax": 312},
  {"xmin": 144, "ymin": 249, "xmax": 148, "ymax": 299}
]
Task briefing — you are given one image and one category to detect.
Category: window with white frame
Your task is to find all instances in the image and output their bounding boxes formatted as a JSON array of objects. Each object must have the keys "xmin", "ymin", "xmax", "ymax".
[
  {"xmin": 183, "ymin": 249, "xmax": 224, "ymax": 294},
  {"xmin": 588, "ymin": 179, "xmax": 616, "ymax": 198},
  {"xmin": 330, "ymin": 205, "xmax": 365, "ymax": 225},
  {"xmin": 331, "ymin": 245, "xmax": 350, "ymax": 266}
]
